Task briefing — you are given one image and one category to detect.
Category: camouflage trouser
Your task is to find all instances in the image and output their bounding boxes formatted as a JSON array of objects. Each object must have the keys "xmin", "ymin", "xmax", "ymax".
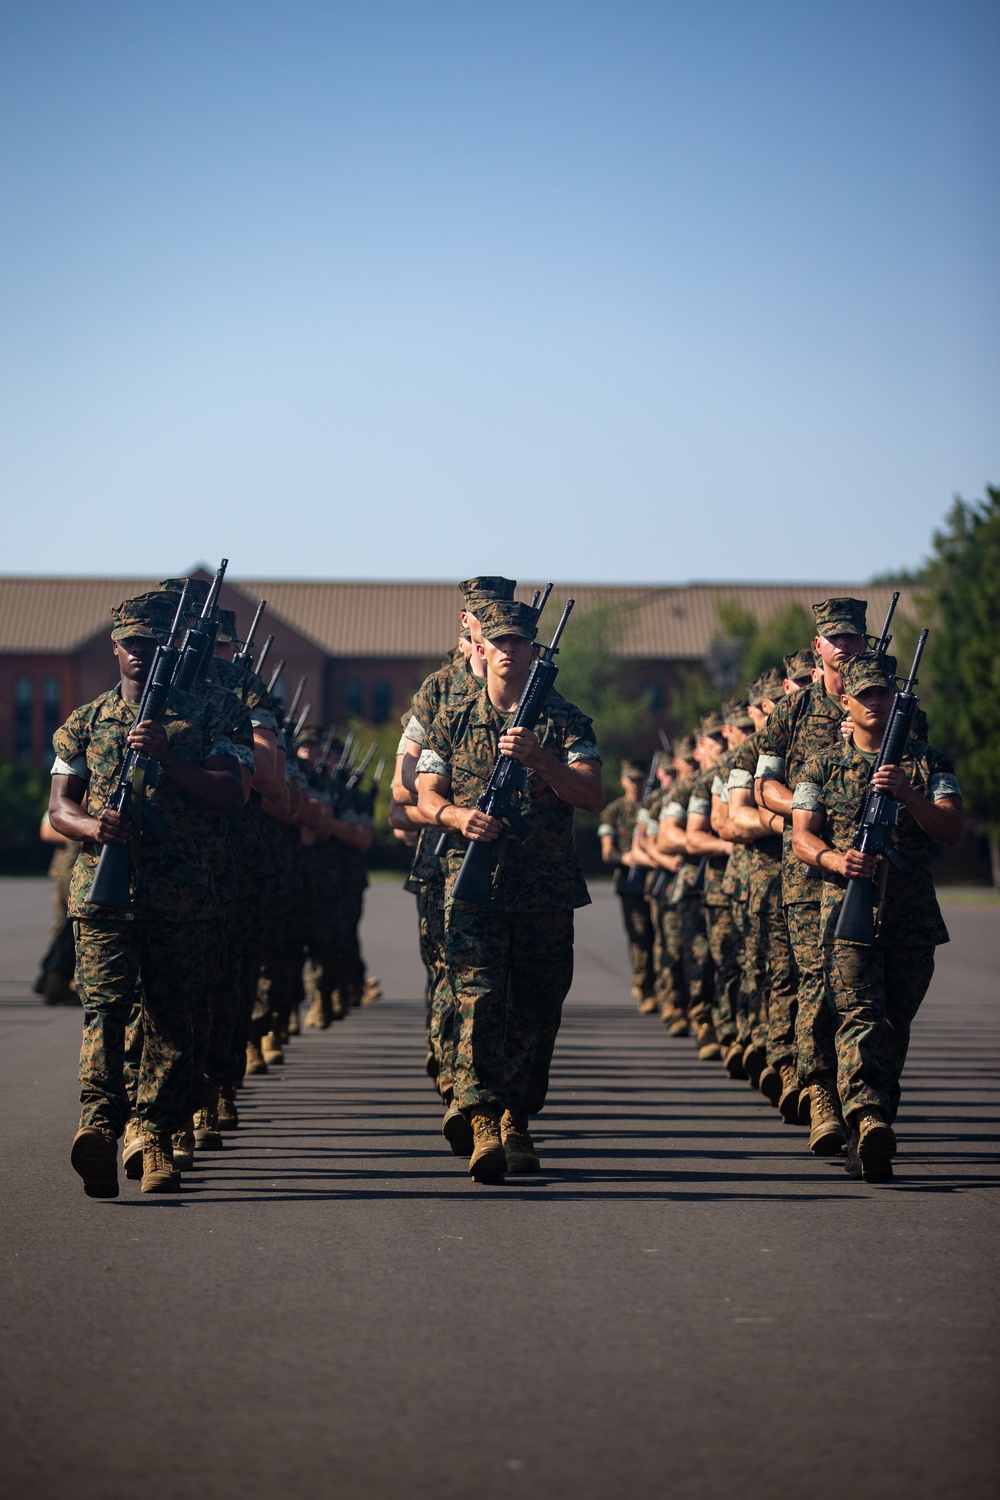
[
  {"xmin": 677, "ymin": 896, "xmax": 711, "ymax": 1022},
  {"xmin": 229, "ymin": 883, "xmax": 265, "ymax": 1078},
  {"xmin": 765, "ymin": 899, "xmax": 798, "ymax": 1071},
  {"xmin": 729, "ymin": 899, "xmax": 758, "ymax": 1047},
  {"xmin": 342, "ymin": 886, "xmax": 367, "ymax": 1000},
  {"xmin": 75, "ymin": 917, "xmax": 208, "ymax": 1138},
  {"xmin": 446, "ymin": 903, "xmax": 574, "ymax": 1116},
  {"xmin": 258, "ymin": 861, "xmax": 306, "ymax": 1031},
  {"xmin": 617, "ymin": 894, "xmax": 656, "ymax": 995},
  {"xmin": 706, "ymin": 902, "xmax": 740, "ymax": 1044},
  {"xmin": 786, "ymin": 901, "xmax": 837, "ymax": 1084},
  {"xmin": 824, "ymin": 941, "xmax": 936, "ymax": 1125},
  {"xmin": 417, "ymin": 876, "xmax": 459, "ymax": 1089},
  {"xmin": 652, "ymin": 899, "xmax": 687, "ymax": 1013}
]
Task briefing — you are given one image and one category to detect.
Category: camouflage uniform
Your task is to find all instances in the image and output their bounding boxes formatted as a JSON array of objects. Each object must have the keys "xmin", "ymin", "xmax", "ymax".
[
  {"xmin": 598, "ymin": 793, "xmax": 656, "ymax": 996},
  {"xmin": 34, "ymin": 839, "xmax": 82, "ymax": 1000},
  {"xmin": 53, "ymin": 684, "xmax": 247, "ymax": 1139},
  {"xmin": 757, "ymin": 680, "xmax": 851, "ymax": 1084},
  {"xmin": 660, "ymin": 774, "xmax": 711, "ymax": 1024},
  {"xmin": 690, "ymin": 761, "xmax": 739, "ymax": 1044},
  {"xmin": 638, "ymin": 787, "xmax": 685, "ymax": 1015},
  {"xmin": 793, "ymin": 740, "xmax": 959, "ymax": 1124},
  {"xmin": 419, "ymin": 682, "xmax": 599, "ymax": 1115},
  {"xmin": 402, "ymin": 654, "xmax": 486, "ymax": 1088},
  {"xmin": 727, "ymin": 732, "xmax": 786, "ymax": 1062}
]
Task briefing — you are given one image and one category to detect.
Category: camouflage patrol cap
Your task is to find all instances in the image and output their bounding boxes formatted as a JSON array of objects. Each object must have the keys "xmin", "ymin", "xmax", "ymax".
[
  {"xmin": 297, "ymin": 722, "xmax": 324, "ymax": 746},
  {"xmin": 783, "ymin": 647, "xmax": 816, "ymax": 682},
  {"xmin": 216, "ymin": 609, "xmax": 237, "ymax": 643},
  {"xmin": 459, "ymin": 576, "xmax": 517, "ymax": 608},
  {"xmin": 812, "ymin": 597, "xmax": 867, "ymax": 639},
  {"xmin": 699, "ymin": 711, "xmax": 726, "ymax": 738},
  {"xmin": 620, "ymin": 759, "xmax": 645, "ymax": 780},
  {"xmin": 654, "ymin": 750, "xmax": 672, "ymax": 772},
  {"xmin": 459, "ymin": 627, "xmax": 472, "ymax": 641},
  {"xmin": 110, "ymin": 592, "xmax": 176, "ymax": 642},
  {"xmin": 840, "ymin": 651, "xmax": 897, "ymax": 698},
  {"xmin": 158, "ymin": 577, "xmax": 210, "ymax": 609},
  {"xmin": 674, "ymin": 735, "xmax": 696, "ymax": 761},
  {"xmin": 722, "ymin": 698, "xmax": 754, "ymax": 731},
  {"xmin": 748, "ymin": 668, "xmax": 785, "ymax": 706},
  {"xmin": 477, "ymin": 599, "xmax": 538, "ymax": 642}
]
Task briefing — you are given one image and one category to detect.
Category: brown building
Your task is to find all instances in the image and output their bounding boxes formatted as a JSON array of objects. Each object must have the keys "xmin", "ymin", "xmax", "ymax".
[{"xmin": 0, "ymin": 572, "xmax": 914, "ymax": 763}]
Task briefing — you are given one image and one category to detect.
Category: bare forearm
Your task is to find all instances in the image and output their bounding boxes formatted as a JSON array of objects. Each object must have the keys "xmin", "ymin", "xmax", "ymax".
[
  {"xmin": 757, "ymin": 778, "xmax": 794, "ymax": 817},
  {"xmin": 529, "ymin": 752, "xmax": 604, "ymax": 812}
]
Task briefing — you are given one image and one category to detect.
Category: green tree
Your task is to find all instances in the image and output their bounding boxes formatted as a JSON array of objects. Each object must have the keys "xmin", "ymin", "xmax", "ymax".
[
  {"xmin": 667, "ymin": 597, "xmax": 816, "ymax": 735},
  {"xmin": 555, "ymin": 602, "xmax": 653, "ymax": 796},
  {"xmin": 921, "ymin": 485, "xmax": 1000, "ymax": 884},
  {"xmin": 0, "ymin": 759, "xmax": 50, "ymax": 872}
]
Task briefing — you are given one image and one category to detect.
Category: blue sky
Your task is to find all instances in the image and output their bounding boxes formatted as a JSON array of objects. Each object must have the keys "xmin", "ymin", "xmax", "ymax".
[{"xmin": 0, "ymin": 1, "xmax": 996, "ymax": 582}]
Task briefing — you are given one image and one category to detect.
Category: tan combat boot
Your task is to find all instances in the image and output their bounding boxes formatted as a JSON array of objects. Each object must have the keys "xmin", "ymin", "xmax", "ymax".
[
  {"xmin": 857, "ymin": 1111, "xmax": 896, "ymax": 1183},
  {"xmin": 667, "ymin": 1013, "xmax": 691, "ymax": 1038},
  {"xmin": 245, "ymin": 1039, "xmax": 268, "ymax": 1075},
  {"xmin": 261, "ymin": 1030, "xmax": 285, "ymax": 1065},
  {"xmin": 467, "ymin": 1107, "xmax": 507, "ymax": 1184},
  {"xmin": 695, "ymin": 1021, "xmax": 722, "ymax": 1061},
  {"xmin": 122, "ymin": 1116, "xmax": 145, "ymax": 1180},
  {"xmin": 287, "ymin": 1005, "xmax": 300, "ymax": 1036},
  {"xmin": 171, "ymin": 1120, "xmax": 195, "ymax": 1170},
  {"xmin": 723, "ymin": 1040, "xmax": 747, "ymax": 1080},
  {"xmin": 777, "ymin": 1063, "xmax": 801, "ymax": 1125},
  {"xmin": 442, "ymin": 1098, "xmax": 474, "ymax": 1158},
  {"xmin": 217, "ymin": 1084, "xmax": 239, "ymax": 1131},
  {"xmin": 758, "ymin": 1064, "xmax": 782, "ymax": 1107},
  {"xmin": 361, "ymin": 975, "xmax": 382, "ymax": 1005},
  {"xmin": 742, "ymin": 1044, "xmax": 766, "ymax": 1089},
  {"xmin": 141, "ymin": 1132, "xmax": 181, "ymax": 1193},
  {"xmin": 808, "ymin": 1080, "xmax": 847, "ymax": 1156},
  {"xmin": 193, "ymin": 1086, "xmax": 224, "ymax": 1151},
  {"xmin": 70, "ymin": 1124, "xmax": 119, "ymax": 1199},
  {"xmin": 797, "ymin": 1085, "xmax": 813, "ymax": 1125},
  {"xmin": 500, "ymin": 1110, "xmax": 540, "ymax": 1174}
]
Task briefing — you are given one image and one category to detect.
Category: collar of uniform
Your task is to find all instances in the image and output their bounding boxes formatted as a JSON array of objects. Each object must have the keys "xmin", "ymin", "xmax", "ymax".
[
  {"xmin": 466, "ymin": 679, "xmax": 508, "ymax": 728},
  {"xmin": 100, "ymin": 683, "xmax": 185, "ymax": 727}
]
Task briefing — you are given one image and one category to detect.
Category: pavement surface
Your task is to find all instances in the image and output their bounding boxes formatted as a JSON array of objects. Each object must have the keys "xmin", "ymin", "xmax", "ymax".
[{"xmin": 0, "ymin": 874, "xmax": 998, "ymax": 1500}]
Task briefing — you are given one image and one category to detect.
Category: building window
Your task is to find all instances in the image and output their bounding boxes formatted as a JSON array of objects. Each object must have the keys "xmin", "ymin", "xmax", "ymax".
[
  {"xmin": 345, "ymin": 681, "xmax": 364, "ymax": 716},
  {"xmin": 372, "ymin": 681, "xmax": 390, "ymax": 724},
  {"xmin": 643, "ymin": 682, "xmax": 663, "ymax": 713},
  {"xmin": 42, "ymin": 677, "xmax": 61, "ymax": 762},
  {"xmin": 15, "ymin": 675, "xmax": 33, "ymax": 760}
]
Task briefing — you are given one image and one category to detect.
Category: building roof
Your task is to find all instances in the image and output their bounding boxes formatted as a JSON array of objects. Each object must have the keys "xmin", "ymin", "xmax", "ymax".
[{"xmin": 0, "ymin": 575, "xmax": 915, "ymax": 660}]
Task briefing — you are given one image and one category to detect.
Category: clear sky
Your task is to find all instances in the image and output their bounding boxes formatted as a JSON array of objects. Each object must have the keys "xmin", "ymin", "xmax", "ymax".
[{"xmin": 0, "ymin": 0, "xmax": 996, "ymax": 583}]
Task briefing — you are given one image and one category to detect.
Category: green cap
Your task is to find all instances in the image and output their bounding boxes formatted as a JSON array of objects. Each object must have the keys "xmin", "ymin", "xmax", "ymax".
[
  {"xmin": 158, "ymin": 577, "xmax": 210, "ymax": 610},
  {"xmin": 110, "ymin": 593, "xmax": 176, "ymax": 642},
  {"xmin": 620, "ymin": 759, "xmax": 645, "ymax": 780},
  {"xmin": 460, "ymin": 576, "xmax": 517, "ymax": 608},
  {"xmin": 748, "ymin": 668, "xmax": 785, "ymax": 706},
  {"xmin": 783, "ymin": 647, "xmax": 816, "ymax": 681},
  {"xmin": 216, "ymin": 609, "xmax": 237, "ymax": 643},
  {"xmin": 699, "ymin": 711, "xmax": 726, "ymax": 738},
  {"xmin": 812, "ymin": 597, "xmax": 867, "ymax": 639},
  {"xmin": 840, "ymin": 651, "xmax": 897, "ymax": 697},
  {"xmin": 477, "ymin": 599, "xmax": 538, "ymax": 642},
  {"xmin": 722, "ymin": 699, "xmax": 754, "ymax": 731}
]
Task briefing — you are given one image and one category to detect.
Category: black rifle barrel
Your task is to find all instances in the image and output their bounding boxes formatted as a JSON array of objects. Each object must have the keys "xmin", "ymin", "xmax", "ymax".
[
  {"xmin": 284, "ymin": 676, "xmax": 307, "ymax": 729},
  {"xmin": 253, "ymin": 633, "xmax": 274, "ymax": 678},
  {"xmin": 235, "ymin": 598, "xmax": 267, "ymax": 661},
  {"xmin": 294, "ymin": 703, "xmax": 311, "ymax": 739},
  {"xmin": 267, "ymin": 659, "xmax": 285, "ymax": 694}
]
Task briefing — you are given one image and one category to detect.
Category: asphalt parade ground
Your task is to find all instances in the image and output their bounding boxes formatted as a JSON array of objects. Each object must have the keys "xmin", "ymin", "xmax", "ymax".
[{"xmin": 1, "ymin": 876, "xmax": 998, "ymax": 1500}]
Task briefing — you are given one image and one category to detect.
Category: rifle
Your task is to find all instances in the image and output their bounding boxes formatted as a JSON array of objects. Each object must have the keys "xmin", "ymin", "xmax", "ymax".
[
  {"xmin": 346, "ymin": 741, "xmax": 378, "ymax": 790},
  {"xmin": 658, "ymin": 728, "xmax": 673, "ymax": 757},
  {"xmin": 282, "ymin": 676, "xmax": 307, "ymax": 736},
  {"xmin": 624, "ymin": 750, "xmax": 660, "ymax": 895},
  {"xmin": 267, "ymin": 659, "xmax": 286, "ymax": 695},
  {"xmin": 870, "ymin": 591, "xmax": 900, "ymax": 660},
  {"xmin": 448, "ymin": 599, "xmax": 575, "ymax": 908},
  {"xmin": 315, "ymin": 725, "xmax": 338, "ymax": 778},
  {"xmin": 294, "ymin": 702, "xmax": 312, "ymax": 741},
  {"xmin": 253, "ymin": 633, "xmax": 274, "ymax": 680},
  {"xmin": 234, "ymin": 599, "xmax": 266, "ymax": 664},
  {"xmin": 173, "ymin": 559, "xmax": 228, "ymax": 692},
  {"xmin": 533, "ymin": 582, "xmax": 553, "ymax": 624},
  {"xmin": 666, "ymin": 856, "xmax": 706, "ymax": 909},
  {"xmin": 833, "ymin": 631, "xmax": 928, "ymax": 946},
  {"xmin": 88, "ymin": 588, "xmax": 192, "ymax": 909}
]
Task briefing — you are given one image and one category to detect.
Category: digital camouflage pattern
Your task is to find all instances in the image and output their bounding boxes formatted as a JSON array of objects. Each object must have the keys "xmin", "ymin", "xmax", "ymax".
[
  {"xmin": 446, "ymin": 904, "xmax": 574, "ymax": 1114},
  {"xmin": 75, "ymin": 915, "xmax": 208, "ymax": 1138},
  {"xmin": 598, "ymin": 794, "xmax": 643, "ymax": 897},
  {"xmin": 422, "ymin": 683, "xmax": 599, "ymax": 912},
  {"xmin": 823, "ymin": 942, "xmax": 937, "ymax": 1124},
  {"xmin": 660, "ymin": 772, "xmax": 710, "ymax": 1021},
  {"xmin": 793, "ymin": 739, "xmax": 958, "ymax": 947},
  {"xmin": 756, "ymin": 678, "xmax": 856, "ymax": 905},
  {"xmin": 52, "ymin": 685, "xmax": 251, "ymax": 923}
]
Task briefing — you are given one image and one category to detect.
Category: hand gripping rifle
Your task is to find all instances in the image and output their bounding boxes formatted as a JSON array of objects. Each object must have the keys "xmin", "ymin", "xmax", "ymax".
[
  {"xmin": 833, "ymin": 629, "xmax": 928, "ymax": 946},
  {"xmin": 88, "ymin": 587, "xmax": 192, "ymax": 909},
  {"xmin": 624, "ymin": 750, "xmax": 660, "ymax": 896},
  {"xmin": 449, "ymin": 599, "xmax": 575, "ymax": 909},
  {"xmin": 173, "ymin": 559, "xmax": 229, "ymax": 692}
]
